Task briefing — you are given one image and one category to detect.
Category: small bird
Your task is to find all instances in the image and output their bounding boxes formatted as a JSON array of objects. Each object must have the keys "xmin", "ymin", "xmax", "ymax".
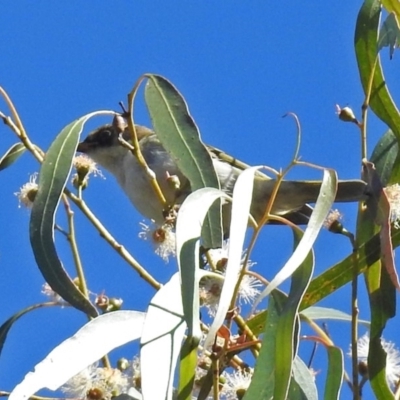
[{"xmin": 77, "ymin": 118, "xmax": 369, "ymax": 228}]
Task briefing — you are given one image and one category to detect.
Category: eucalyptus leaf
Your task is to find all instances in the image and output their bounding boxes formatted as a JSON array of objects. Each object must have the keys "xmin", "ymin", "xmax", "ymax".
[
  {"xmin": 246, "ymin": 227, "xmax": 400, "ymax": 336},
  {"xmin": 355, "ymin": 2, "xmax": 397, "ymax": 398},
  {"xmin": 252, "ymin": 169, "xmax": 336, "ymax": 312},
  {"xmin": 355, "ymin": 0, "xmax": 400, "ymax": 146},
  {"xmin": 9, "ymin": 311, "xmax": 145, "ymax": 400},
  {"xmin": 0, "ymin": 142, "xmax": 26, "ymax": 171},
  {"xmin": 30, "ymin": 111, "xmax": 113, "ymax": 317},
  {"xmin": 0, "ymin": 304, "xmax": 49, "ymax": 358},
  {"xmin": 243, "ymin": 293, "xmax": 282, "ymax": 400},
  {"xmin": 203, "ymin": 167, "xmax": 259, "ymax": 350},
  {"xmin": 324, "ymin": 346, "xmax": 343, "ymax": 400},
  {"xmin": 290, "ymin": 356, "xmax": 318, "ymax": 400},
  {"xmin": 370, "ymin": 129, "xmax": 398, "ymax": 186},
  {"xmin": 176, "ymin": 187, "xmax": 227, "ymax": 342},
  {"xmin": 301, "ymin": 306, "xmax": 370, "ymax": 327},
  {"xmin": 141, "ymin": 272, "xmax": 187, "ymax": 400},
  {"xmin": 273, "ymin": 228, "xmax": 314, "ymax": 399},
  {"xmin": 382, "ymin": 0, "xmax": 400, "ymax": 21},
  {"xmin": 144, "ymin": 74, "xmax": 222, "ymax": 249},
  {"xmin": 379, "ymin": 7, "xmax": 400, "ymax": 58}
]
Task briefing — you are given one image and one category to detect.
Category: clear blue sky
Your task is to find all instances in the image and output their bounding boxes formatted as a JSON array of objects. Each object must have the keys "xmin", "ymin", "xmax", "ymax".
[{"xmin": 1, "ymin": 2, "xmax": 399, "ymax": 398}]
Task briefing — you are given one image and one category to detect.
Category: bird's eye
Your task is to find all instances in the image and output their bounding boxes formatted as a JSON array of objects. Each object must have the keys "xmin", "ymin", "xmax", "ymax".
[{"xmin": 97, "ymin": 129, "xmax": 114, "ymax": 146}]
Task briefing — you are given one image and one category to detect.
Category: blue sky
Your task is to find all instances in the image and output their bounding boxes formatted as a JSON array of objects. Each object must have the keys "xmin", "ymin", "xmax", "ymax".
[{"xmin": 1, "ymin": 2, "xmax": 400, "ymax": 398}]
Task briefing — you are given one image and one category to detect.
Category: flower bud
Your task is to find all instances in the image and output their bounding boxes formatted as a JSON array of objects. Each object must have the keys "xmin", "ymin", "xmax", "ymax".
[
  {"xmin": 87, "ymin": 388, "xmax": 104, "ymax": 400},
  {"xmin": 117, "ymin": 358, "xmax": 130, "ymax": 371},
  {"xmin": 358, "ymin": 361, "xmax": 369, "ymax": 378},
  {"xmin": 335, "ymin": 104, "xmax": 358, "ymax": 123},
  {"xmin": 107, "ymin": 297, "xmax": 123, "ymax": 312},
  {"xmin": 166, "ymin": 171, "xmax": 181, "ymax": 191},
  {"xmin": 72, "ymin": 173, "xmax": 88, "ymax": 190}
]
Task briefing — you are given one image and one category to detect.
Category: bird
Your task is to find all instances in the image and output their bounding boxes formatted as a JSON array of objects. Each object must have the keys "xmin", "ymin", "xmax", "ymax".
[{"xmin": 77, "ymin": 117, "xmax": 369, "ymax": 229}]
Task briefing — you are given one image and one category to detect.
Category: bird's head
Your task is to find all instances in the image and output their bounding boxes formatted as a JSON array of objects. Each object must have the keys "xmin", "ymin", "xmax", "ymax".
[{"xmin": 77, "ymin": 117, "xmax": 153, "ymax": 173}]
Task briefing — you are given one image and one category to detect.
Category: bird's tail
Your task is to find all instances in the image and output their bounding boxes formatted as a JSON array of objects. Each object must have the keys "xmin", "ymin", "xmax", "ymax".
[{"xmin": 250, "ymin": 178, "xmax": 368, "ymax": 221}]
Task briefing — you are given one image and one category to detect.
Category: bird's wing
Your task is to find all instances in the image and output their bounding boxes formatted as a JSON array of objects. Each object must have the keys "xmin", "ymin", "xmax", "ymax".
[{"xmin": 207, "ymin": 144, "xmax": 272, "ymax": 180}]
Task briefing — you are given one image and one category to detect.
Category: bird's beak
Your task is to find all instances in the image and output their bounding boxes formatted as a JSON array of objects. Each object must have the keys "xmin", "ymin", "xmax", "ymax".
[{"xmin": 77, "ymin": 141, "xmax": 92, "ymax": 153}]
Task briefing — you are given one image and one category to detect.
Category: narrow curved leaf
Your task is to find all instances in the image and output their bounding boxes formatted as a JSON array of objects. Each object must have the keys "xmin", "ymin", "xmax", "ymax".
[
  {"xmin": 10, "ymin": 311, "xmax": 145, "ymax": 400},
  {"xmin": 378, "ymin": 12, "xmax": 400, "ymax": 59},
  {"xmin": 175, "ymin": 185, "xmax": 230, "ymax": 397},
  {"xmin": 140, "ymin": 272, "xmax": 186, "ymax": 400},
  {"xmin": 370, "ymin": 130, "xmax": 398, "ymax": 186},
  {"xmin": 355, "ymin": 0, "xmax": 400, "ymax": 145},
  {"xmin": 175, "ymin": 187, "xmax": 225, "ymax": 400},
  {"xmin": 0, "ymin": 304, "xmax": 55, "ymax": 358},
  {"xmin": 362, "ymin": 161, "xmax": 399, "ymax": 290},
  {"xmin": 324, "ymin": 346, "xmax": 343, "ymax": 400},
  {"xmin": 179, "ymin": 336, "xmax": 198, "ymax": 400},
  {"xmin": 245, "ymin": 229, "xmax": 314, "ymax": 399},
  {"xmin": 30, "ymin": 111, "xmax": 112, "ymax": 317},
  {"xmin": 273, "ymin": 229, "xmax": 314, "ymax": 399},
  {"xmin": 252, "ymin": 169, "xmax": 336, "ymax": 312},
  {"xmin": 247, "ymin": 227, "xmax": 400, "ymax": 336},
  {"xmin": 290, "ymin": 356, "xmax": 318, "ymax": 400},
  {"xmin": 204, "ymin": 167, "xmax": 259, "ymax": 350},
  {"xmin": 0, "ymin": 142, "xmax": 26, "ymax": 171},
  {"xmin": 243, "ymin": 292, "xmax": 282, "ymax": 400},
  {"xmin": 300, "ymin": 306, "xmax": 370, "ymax": 327},
  {"xmin": 354, "ymin": 4, "xmax": 399, "ymax": 387},
  {"xmin": 144, "ymin": 74, "xmax": 222, "ymax": 249},
  {"xmin": 176, "ymin": 187, "xmax": 228, "ymax": 340},
  {"xmin": 382, "ymin": 0, "xmax": 400, "ymax": 28}
]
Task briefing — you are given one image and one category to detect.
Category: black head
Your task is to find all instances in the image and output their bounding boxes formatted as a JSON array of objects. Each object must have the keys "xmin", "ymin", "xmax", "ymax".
[{"xmin": 77, "ymin": 125, "xmax": 120, "ymax": 153}]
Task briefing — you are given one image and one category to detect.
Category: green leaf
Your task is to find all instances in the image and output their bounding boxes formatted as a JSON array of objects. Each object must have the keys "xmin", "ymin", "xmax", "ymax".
[
  {"xmin": 362, "ymin": 161, "xmax": 399, "ymax": 290},
  {"xmin": 367, "ymin": 335, "xmax": 395, "ymax": 400},
  {"xmin": 204, "ymin": 167, "xmax": 260, "ymax": 350},
  {"xmin": 378, "ymin": 12, "xmax": 400, "ymax": 59},
  {"xmin": 0, "ymin": 142, "xmax": 26, "ymax": 171},
  {"xmin": 370, "ymin": 129, "xmax": 398, "ymax": 186},
  {"xmin": 355, "ymin": 0, "xmax": 400, "ymax": 147},
  {"xmin": 30, "ymin": 115, "xmax": 103, "ymax": 318},
  {"xmin": 247, "ymin": 227, "xmax": 400, "ymax": 336},
  {"xmin": 0, "ymin": 304, "xmax": 50, "ymax": 358},
  {"xmin": 289, "ymin": 356, "xmax": 318, "ymax": 400},
  {"xmin": 355, "ymin": 4, "xmax": 399, "ymax": 390},
  {"xmin": 301, "ymin": 230, "xmax": 398, "ymax": 312},
  {"xmin": 273, "ymin": 229, "xmax": 314, "ymax": 399},
  {"xmin": 300, "ymin": 306, "xmax": 370, "ymax": 327},
  {"xmin": 10, "ymin": 311, "xmax": 145, "ymax": 400},
  {"xmin": 252, "ymin": 169, "xmax": 336, "ymax": 311},
  {"xmin": 245, "ymin": 228, "xmax": 314, "ymax": 399},
  {"xmin": 381, "ymin": 0, "xmax": 400, "ymax": 28},
  {"xmin": 175, "ymin": 185, "xmax": 235, "ymax": 398},
  {"xmin": 144, "ymin": 74, "xmax": 222, "ymax": 249},
  {"xmin": 176, "ymin": 187, "xmax": 227, "ymax": 342},
  {"xmin": 178, "ymin": 337, "xmax": 198, "ymax": 400},
  {"xmin": 243, "ymin": 293, "xmax": 283, "ymax": 400},
  {"xmin": 324, "ymin": 346, "xmax": 343, "ymax": 400}
]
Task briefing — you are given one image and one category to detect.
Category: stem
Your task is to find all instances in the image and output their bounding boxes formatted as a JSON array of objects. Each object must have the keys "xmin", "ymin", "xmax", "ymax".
[
  {"xmin": 126, "ymin": 75, "xmax": 168, "ymax": 209},
  {"xmin": 234, "ymin": 314, "xmax": 260, "ymax": 357},
  {"xmin": 61, "ymin": 195, "xmax": 111, "ymax": 369},
  {"xmin": 359, "ymin": 57, "xmax": 378, "ymax": 160},
  {"xmin": 212, "ymin": 358, "xmax": 220, "ymax": 400},
  {"xmin": 61, "ymin": 195, "xmax": 90, "ymax": 300},
  {"xmin": 67, "ymin": 191, "xmax": 162, "ymax": 290},
  {"xmin": 349, "ymin": 54, "xmax": 378, "ymax": 400},
  {"xmin": 351, "ymin": 248, "xmax": 360, "ymax": 400}
]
